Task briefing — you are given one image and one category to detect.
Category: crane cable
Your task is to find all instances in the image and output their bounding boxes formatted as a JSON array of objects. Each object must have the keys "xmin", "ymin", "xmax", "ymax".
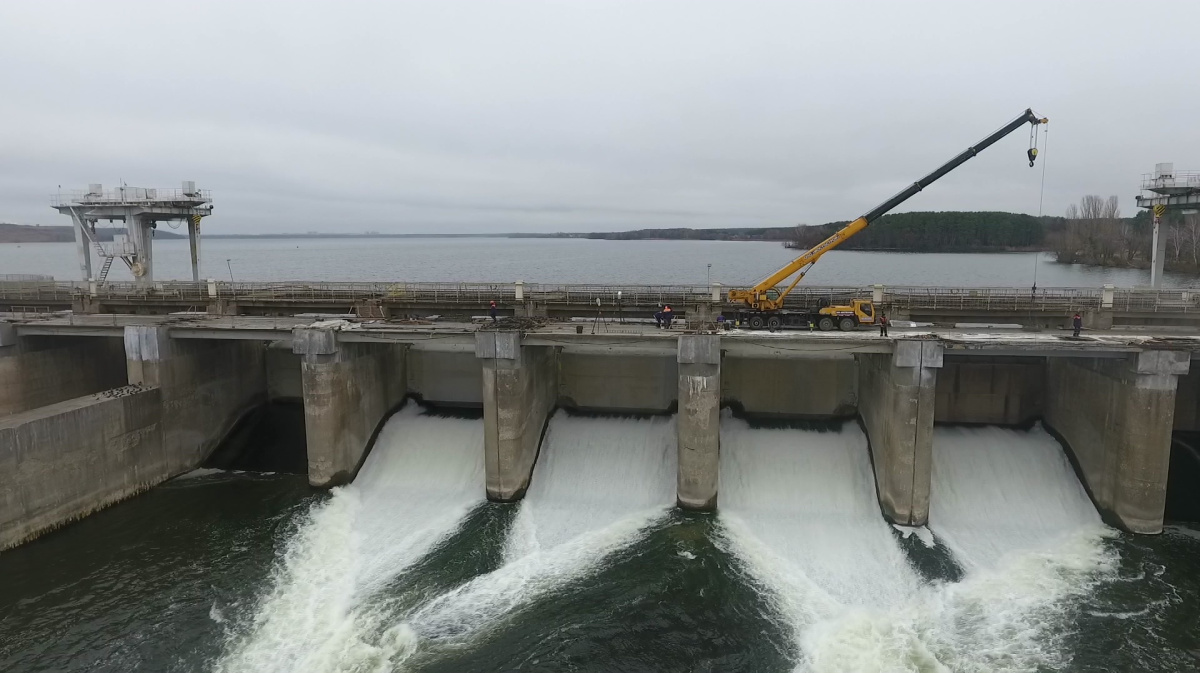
[{"xmin": 1032, "ymin": 123, "xmax": 1049, "ymax": 293}]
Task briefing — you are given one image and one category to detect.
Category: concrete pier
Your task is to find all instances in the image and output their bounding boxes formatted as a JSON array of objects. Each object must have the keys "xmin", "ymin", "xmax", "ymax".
[
  {"xmin": 293, "ymin": 328, "xmax": 406, "ymax": 487},
  {"xmin": 476, "ymin": 331, "xmax": 557, "ymax": 501},
  {"xmin": 677, "ymin": 335, "xmax": 721, "ymax": 510},
  {"xmin": 857, "ymin": 340, "xmax": 942, "ymax": 526},
  {"xmin": 1045, "ymin": 350, "xmax": 1190, "ymax": 533},
  {"xmin": 126, "ymin": 326, "xmax": 267, "ymax": 475}
]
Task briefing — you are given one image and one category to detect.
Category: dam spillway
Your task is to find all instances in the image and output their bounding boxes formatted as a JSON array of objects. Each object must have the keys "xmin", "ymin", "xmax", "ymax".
[
  {"xmin": 3, "ymin": 313, "xmax": 1200, "ymax": 551},
  {"xmin": 204, "ymin": 408, "xmax": 1121, "ymax": 672}
]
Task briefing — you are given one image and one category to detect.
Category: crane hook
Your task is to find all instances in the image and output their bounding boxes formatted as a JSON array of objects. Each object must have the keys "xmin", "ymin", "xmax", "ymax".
[{"xmin": 1027, "ymin": 147, "xmax": 1038, "ymax": 167}]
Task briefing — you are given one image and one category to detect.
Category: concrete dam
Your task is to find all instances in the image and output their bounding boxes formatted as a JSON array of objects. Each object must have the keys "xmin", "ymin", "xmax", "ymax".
[
  {"xmin": 3, "ymin": 300, "xmax": 1198, "ymax": 669},
  {"xmin": 3, "ymin": 307, "xmax": 1199, "ymax": 546}
]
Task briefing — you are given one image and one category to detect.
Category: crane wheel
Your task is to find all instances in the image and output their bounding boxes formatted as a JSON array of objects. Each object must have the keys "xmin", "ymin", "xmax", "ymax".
[
  {"xmin": 767, "ymin": 316, "xmax": 782, "ymax": 331},
  {"xmin": 749, "ymin": 315, "xmax": 765, "ymax": 329},
  {"xmin": 838, "ymin": 317, "xmax": 856, "ymax": 332},
  {"xmin": 818, "ymin": 317, "xmax": 835, "ymax": 331}
]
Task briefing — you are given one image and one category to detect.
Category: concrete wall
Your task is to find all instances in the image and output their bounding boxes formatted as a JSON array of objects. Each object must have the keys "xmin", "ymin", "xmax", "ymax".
[
  {"xmin": 558, "ymin": 353, "xmax": 676, "ymax": 412},
  {"xmin": 266, "ymin": 346, "xmax": 303, "ymax": 400},
  {"xmin": 856, "ymin": 341, "xmax": 941, "ymax": 526},
  {"xmin": 126, "ymin": 327, "xmax": 268, "ymax": 475},
  {"xmin": 408, "ymin": 349, "xmax": 483, "ymax": 406},
  {"xmin": 1044, "ymin": 351, "xmax": 1189, "ymax": 533},
  {"xmin": 722, "ymin": 357, "xmax": 857, "ymax": 418},
  {"xmin": 294, "ymin": 329, "xmax": 407, "ymax": 487},
  {"xmin": 0, "ymin": 335, "xmax": 127, "ymax": 415},
  {"xmin": 934, "ymin": 356, "xmax": 1044, "ymax": 425},
  {"xmin": 0, "ymin": 386, "xmax": 161, "ymax": 550},
  {"xmin": 478, "ymin": 332, "xmax": 557, "ymax": 501},
  {"xmin": 677, "ymin": 335, "xmax": 720, "ymax": 510}
]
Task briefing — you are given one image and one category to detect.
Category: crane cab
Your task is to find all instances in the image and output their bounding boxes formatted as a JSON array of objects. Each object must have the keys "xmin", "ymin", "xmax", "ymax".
[{"xmin": 815, "ymin": 299, "xmax": 875, "ymax": 331}]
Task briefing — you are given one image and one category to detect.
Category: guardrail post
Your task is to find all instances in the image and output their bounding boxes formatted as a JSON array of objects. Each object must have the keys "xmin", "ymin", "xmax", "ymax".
[
  {"xmin": 872, "ymin": 284, "xmax": 884, "ymax": 305},
  {"xmin": 1102, "ymin": 284, "xmax": 1115, "ymax": 309},
  {"xmin": 207, "ymin": 279, "xmax": 218, "ymax": 298},
  {"xmin": 711, "ymin": 283, "xmax": 721, "ymax": 302},
  {"xmin": 514, "ymin": 280, "xmax": 524, "ymax": 301}
]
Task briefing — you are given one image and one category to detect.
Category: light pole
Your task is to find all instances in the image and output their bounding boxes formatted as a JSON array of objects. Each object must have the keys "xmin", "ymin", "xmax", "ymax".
[
  {"xmin": 707, "ymin": 263, "xmax": 712, "ymax": 286},
  {"xmin": 226, "ymin": 258, "xmax": 235, "ymax": 283}
]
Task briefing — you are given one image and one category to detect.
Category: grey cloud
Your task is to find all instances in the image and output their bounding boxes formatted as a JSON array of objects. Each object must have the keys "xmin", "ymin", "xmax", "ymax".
[{"xmin": 1, "ymin": 0, "xmax": 1197, "ymax": 233}]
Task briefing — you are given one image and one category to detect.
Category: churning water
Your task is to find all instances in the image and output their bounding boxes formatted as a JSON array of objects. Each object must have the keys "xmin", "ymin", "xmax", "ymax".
[
  {"xmin": 717, "ymin": 417, "xmax": 1116, "ymax": 672},
  {"xmin": 400, "ymin": 412, "xmax": 677, "ymax": 659},
  {"xmin": 215, "ymin": 404, "xmax": 486, "ymax": 672},
  {"xmin": 7, "ymin": 411, "xmax": 1200, "ymax": 672}
]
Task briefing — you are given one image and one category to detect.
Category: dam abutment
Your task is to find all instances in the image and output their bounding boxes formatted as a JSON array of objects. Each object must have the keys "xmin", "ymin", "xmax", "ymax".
[
  {"xmin": 293, "ymin": 327, "xmax": 407, "ymax": 487},
  {"xmin": 857, "ymin": 340, "xmax": 941, "ymax": 526},
  {"xmin": 476, "ymin": 331, "xmax": 558, "ymax": 501},
  {"xmin": 677, "ymin": 334, "xmax": 721, "ymax": 510},
  {"xmin": 1044, "ymin": 350, "xmax": 1190, "ymax": 533}
]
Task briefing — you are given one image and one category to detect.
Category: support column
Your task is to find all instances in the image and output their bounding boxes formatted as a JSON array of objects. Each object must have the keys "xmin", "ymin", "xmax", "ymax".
[
  {"xmin": 69, "ymin": 208, "xmax": 92, "ymax": 282},
  {"xmin": 857, "ymin": 339, "xmax": 942, "ymax": 525},
  {"xmin": 293, "ymin": 328, "xmax": 407, "ymax": 487},
  {"xmin": 127, "ymin": 210, "xmax": 154, "ymax": 286},
  {"xmin": 677, "ymin": 334, "xmax": 720, "ymax": 510},
  {"xmin": 127, "ymin": 326, "xmax": 267, "ymax": 473},
  {"xmin": 188, "ymin": 217, "xmax": 201, "ymax": 283},
  {"xmin": 1152, "ymin": 218, "xmax": 1167, "ymax": 289},
  {"xmin": 1044, "ymin": 350, "xmax": 1190, "ymax": 533},
  {"xmin": 476, "ymin": 331, "xmax": 558, "ymax": 501}
]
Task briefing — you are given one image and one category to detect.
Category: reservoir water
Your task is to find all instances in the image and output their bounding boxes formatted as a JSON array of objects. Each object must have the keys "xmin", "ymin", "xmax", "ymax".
[
  {"xmin": 3, "ymin": 405, "xmax": 1200, "ymax": 672},
  {"xmin": 3, "ymin": 237, "xmax": 1199, "ymax": 287}
]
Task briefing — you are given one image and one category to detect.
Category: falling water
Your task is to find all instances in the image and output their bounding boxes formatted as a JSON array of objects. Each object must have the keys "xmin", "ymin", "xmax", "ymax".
[
  {"xmin": 214, "ymin": 404, "xmax": 485, "ymax": 673},
  {"xmin": 402, "ymin": 412, "xmax": 677, "ymax": 650},
  {"xmin": 718, "ymin": 416, "xmax": 1116, "ymax": 672}
]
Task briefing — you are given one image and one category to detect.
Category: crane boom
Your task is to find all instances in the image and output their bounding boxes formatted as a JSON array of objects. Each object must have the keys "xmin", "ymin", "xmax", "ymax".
[{"xmin": 729, "ymin": 108, "xmax": 1048, "ymax": 311}]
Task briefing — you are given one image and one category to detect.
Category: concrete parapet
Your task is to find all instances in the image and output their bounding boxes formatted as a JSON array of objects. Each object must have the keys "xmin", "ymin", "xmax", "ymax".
[
  {"xmin": 126, "ymin": 325, "xmax": 267, "ymax": 474},
  {"xmin": 408, "ymin": 350, "xmax": 483, "ymax": 406},
  {"xmin": 857, "ymin": 339, "xmax": 942, "ymax": 525},
  {"xmin": 1045, "ymin": 350, "xmax": 1190, "ymax": 533},
  {"xmin": 0, "ymin": 386, "xmax": 162, "ymax": 550},
  {"xmin": 558, "ymin": 353, "xmax": 677, "ymax": 413},
  {"xmin": 722, "ymin": 357, "xmax": 857, "ymax": 418},
  {"xmin": 677, "ymin": 334, "xmax": 721, "ymax": 510},
  {"xmin": 294, "ymin": 328, "xmax": 406, "ymax": 487},
  {"xmin": 934, "ymin": 356, "xmax": 1045, "ymax": 425},
  {"xmin": 477, "ymin": 331, "xmax": 557, "ymax": 501},
  {"xmin": 0, "ymin": 335, "xmax": 127, "ymax": 416}
]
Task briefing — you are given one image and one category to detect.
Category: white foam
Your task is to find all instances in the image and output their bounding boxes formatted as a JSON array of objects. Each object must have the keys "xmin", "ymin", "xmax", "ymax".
[
  {"xmin": 215, "ymin": 404, "xmax": 484, "ymax": 673},
  {"xmin": 929, "ymin": 424, "xmax": 1104, "ymax": 572},
  {"xmin": 718, "ymin": 417, "xmax": 1115, "ymax": 672},
  {"xmin": 405, "ymin": 412, "xmax": 677, "ymax": 645}
]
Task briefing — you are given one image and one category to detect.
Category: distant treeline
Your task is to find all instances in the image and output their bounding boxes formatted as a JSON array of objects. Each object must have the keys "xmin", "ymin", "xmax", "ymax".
[
  {"xmin": 788, "ymin": 211, "xmax": 1049, "ymax": 252},
  {"xmin": 572, "ymin": 227, "xmax": 797, "ymax": 241},
  {"xmin": 1046, "ymin": 195, "xmax": 1200, "ymax": 273},
  {"xmin": 0, "ymin": 223, "xmax": 184, "ymax": 243}
]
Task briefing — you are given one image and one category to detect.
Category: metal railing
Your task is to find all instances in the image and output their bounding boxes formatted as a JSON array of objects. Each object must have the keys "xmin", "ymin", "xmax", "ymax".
[
  {"xmin": 5, "ymin": 280, "xmax": 1200, "ymax": 314},
  {"xmin": 1141, "ymin": 171, "xmax": 1200, "ymax": 192},
  {"xmin": 50, "ymin": 187, "xmax": 212, "ymax": 207}
]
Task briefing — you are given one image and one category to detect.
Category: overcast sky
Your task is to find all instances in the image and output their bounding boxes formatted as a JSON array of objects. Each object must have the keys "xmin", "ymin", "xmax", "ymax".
[{"xmin": 1, "ymin": 1, "xmax": 1197, "ymax": 234}]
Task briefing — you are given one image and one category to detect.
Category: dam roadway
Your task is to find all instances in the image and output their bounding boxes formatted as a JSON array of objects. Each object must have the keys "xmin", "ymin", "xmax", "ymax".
[{"xmin": 5, "ymin": 288, "xmax": 1200, "ymax": 552}]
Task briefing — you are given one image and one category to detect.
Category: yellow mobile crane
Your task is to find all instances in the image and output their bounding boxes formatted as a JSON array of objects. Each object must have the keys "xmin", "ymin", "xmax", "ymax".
[{"xmin": 730, "ymin": 108, "xmax": 1049, "ymax": 331}]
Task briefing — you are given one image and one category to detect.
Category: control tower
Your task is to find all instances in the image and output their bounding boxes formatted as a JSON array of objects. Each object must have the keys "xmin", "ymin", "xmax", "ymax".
[
  {"xmin": 51, "ymin": 182, "xmax": 213, "ymax": 285},
  {"xmin": 1135, "ymin": 163, "xmax": 1200, "ymax": 287}
]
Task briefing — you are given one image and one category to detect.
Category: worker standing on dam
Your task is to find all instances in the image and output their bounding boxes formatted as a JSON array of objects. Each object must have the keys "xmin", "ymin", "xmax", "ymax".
[
  {"xmin": 1072, "ymin": 312, "xmax": 1082, "ymax": 337},
  {"xmin": 879, "ymin": 313, "xmax": 889, "ymax": 337},
  {"xmin": 489, "ymin": 300, "xmax": 498, "ymax": 324}
]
